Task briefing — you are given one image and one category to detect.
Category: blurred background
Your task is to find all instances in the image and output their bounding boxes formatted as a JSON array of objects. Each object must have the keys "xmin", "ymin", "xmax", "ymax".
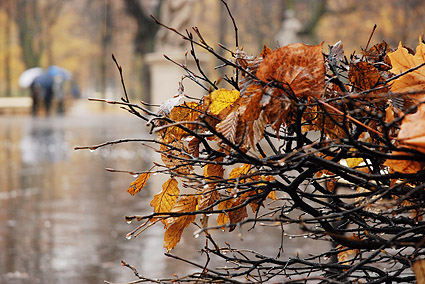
[
  {"xmin": 1, "ymin": 0, "xmax": 424, "ymax": 103},
  {"xmin": 0, "ymin": 0, "xmax": 424, "ymax": 283}
]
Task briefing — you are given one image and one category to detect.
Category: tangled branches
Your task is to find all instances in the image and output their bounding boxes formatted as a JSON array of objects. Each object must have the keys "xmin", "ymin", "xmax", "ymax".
[{"xmin": 77, "ymin": 4, "xmax": 425, "ymax": 284}]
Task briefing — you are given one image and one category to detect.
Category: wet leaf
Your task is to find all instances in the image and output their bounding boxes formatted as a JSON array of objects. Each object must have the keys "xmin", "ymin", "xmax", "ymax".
[
  {"xmin": 388, "ymin": 39, "xmax": 425, "ymax": 101},
  {"xmin": 256, "ymin": 43, "xmax": 325, "ymax": 98},
  {"xmin": 164, "ymin": 196, "xmax": 198, "ymax": 251},
  {"xmin": 150, "ymin": 178, "xmax": 180, "ymax": 224},
  {"xmin": 127, "ymin": 172, "xmax": 151, "ymax": 196}
]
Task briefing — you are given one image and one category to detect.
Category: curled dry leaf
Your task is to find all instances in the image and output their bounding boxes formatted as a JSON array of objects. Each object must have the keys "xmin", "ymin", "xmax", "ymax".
[
  {"xmin": 348, "ymin": 61, "xmax": 385, "ymax": 92},
  {"xmin": 388, "ymin": 39, "xmax": 425, "ymax": 101},
  {"xmin": 361, "ymin": 41, "xmax": 392, "ymax": 70},
  {"xmin": 127, "ymin": 172, "xmax": 151, "ymax": 196},
  {"xmin": 256, "ymin": 42, "xmax": 325, "ymax": 98}
]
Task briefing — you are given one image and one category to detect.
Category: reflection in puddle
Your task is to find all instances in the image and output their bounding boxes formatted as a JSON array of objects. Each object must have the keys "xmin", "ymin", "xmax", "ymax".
[{"xmin": 0, "ymin": 113, "xmax": 328, "ymax": 283}]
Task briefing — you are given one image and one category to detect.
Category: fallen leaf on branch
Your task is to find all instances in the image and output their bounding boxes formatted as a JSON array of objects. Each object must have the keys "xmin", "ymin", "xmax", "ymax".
[
  {"xmin": 256, "ymin": 43, "xmax": 325, "ymax": 98},
  {"xmin": 348, "ymin": 61, "xmax": 385, "ymax": 92}
]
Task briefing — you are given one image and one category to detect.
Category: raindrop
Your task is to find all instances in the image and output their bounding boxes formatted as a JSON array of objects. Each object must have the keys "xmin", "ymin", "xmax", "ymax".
[
  {"xmin": 153, "ymin": 173, "xmax": 158, "ymax": 176},
  {"xmin": 126, "ymin": 219, "xmax": 132, "ymax": 224},
  {"xmin": 89, "ymin": 148, "xmax": 96, "ymax": 152},
  {"xmin": 206, "ymin": 213, "xmax": 213, "ymax": 217},
  {"xmin": 289, "ymin": 236, "xmax": 294, "ymax": 239},
  {"xmin": 303, "ymin": 235, "xmax": 308, "ymax": 238},
  {"xmin": 233, "ymin": 194, "xmax": 237, "ymax": 198},
  {"xmin": 222, "ymin": 251, "xmax": 227, "ymax": 255},
  {"xmin": 126, "ymin": 233, "xmax": 132, "ymax": 240},
  {"xmin": 194, "ymin": 233, "xmax": 200, "ymax": 239},
  {"xmin": 132, "ymin": 174, "xmax": 139, "ymax": 178}
]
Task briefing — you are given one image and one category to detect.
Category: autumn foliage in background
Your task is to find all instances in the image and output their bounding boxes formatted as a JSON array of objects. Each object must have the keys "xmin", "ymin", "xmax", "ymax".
[{"xmin": 77, "ymin": 12, "xmax": 425, "ymax": 284}]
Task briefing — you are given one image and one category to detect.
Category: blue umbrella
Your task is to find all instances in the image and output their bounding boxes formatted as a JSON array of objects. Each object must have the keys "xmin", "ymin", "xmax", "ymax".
[
  {"xmin": 47, "ymin": 65, "xmax": 72, "ymax": 80},
  {"xmin": 33, "ymin": 72, "xmax": 54, "ymax": 89}
]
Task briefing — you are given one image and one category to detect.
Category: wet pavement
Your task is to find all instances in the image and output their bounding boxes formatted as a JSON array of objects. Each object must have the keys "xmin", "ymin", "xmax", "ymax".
[{"xmin": 0, "ymin": 102, "xmax": 329, "ymax": 284}]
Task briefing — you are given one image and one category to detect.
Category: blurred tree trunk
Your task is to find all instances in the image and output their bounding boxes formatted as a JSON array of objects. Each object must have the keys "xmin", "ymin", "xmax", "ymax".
[
  {"xmin": 14, "ymin": 0, "xmax": 43, "ymax": 68},
  {"xmin": 100, "ymin": 0, "xmax": 113, "ymax": 103},
  {"xmin": 123, "ymin": 0, "xmax": 161, "ymax": 102},
  {"xmin": 3, "ymin": 0, "xmax": 12, "ymax": 96}
]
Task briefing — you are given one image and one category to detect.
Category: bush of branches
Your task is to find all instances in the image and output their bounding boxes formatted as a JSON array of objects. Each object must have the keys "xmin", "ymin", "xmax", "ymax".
[{"xmin": 77, "ymin": 4, "xmax": 425, "ymax": 284}]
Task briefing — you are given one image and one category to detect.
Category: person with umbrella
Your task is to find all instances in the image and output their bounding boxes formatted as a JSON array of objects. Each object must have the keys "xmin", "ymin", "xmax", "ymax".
[{"xmin": 32, "ymin": 72, "xmax": 54, "ymax": 116}]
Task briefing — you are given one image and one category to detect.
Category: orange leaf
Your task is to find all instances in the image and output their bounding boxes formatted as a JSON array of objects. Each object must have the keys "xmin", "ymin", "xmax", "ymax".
[
  {"xmin": 228, "ymin": 198, "xmax": 248, "ymax": 231},
  {"xmin": 229, "ymin": 163, "xmax": 252, "ymax": 180},
  {"xmin": 163, "ymin": 196, "xmax": 198, "ymax": 251},
  {"xmin": 413, "ymin": 259, "xmax": 425, "ymax": 284},
  {"xmin": 397, "ymin": 104, "xmax": 425, "ymax": 153},
  {"xmin": 256, "ymin": 43, "xmax": 325, "ymax": 98},
  {"xmin": 164, "ymin": 102, "xmax": 200, "ymax": 142},
  {"xmin": 384, "ymin": 152, "xmax": 425, "ymax": 174},
  {"xmin": 217, "ymin": 198, "xmax": 233, "ymax": 227},
  {"xmin": 150, "ymin": 178, "xmax": 180, "ymax": 224},
  {"xmin": 388, "ymin": 39, "xmax": 425, "ymax": 101},
  {"xmin": 127, "ymin": 173, "xmax": 151, "ymax": 196}
]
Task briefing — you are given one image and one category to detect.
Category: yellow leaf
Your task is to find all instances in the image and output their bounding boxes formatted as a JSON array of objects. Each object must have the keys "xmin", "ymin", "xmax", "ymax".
[
  {"xmin": 163, "ymin": 196, "xmax": 198, "ymax": 251},
  {"xmin": 388, "ymin": 39, "xmax": 425, "ymax": 101},
  {"xmin": 413, "ymin": 259, "xmax": 425, "ymax": 284},
  {"xmin": 267, "ymin": 190, "xmax": 277, "ymax": 200},
  {"xmin": 229, "ymin": 164, "xmax": 252, "ymax": 180},
  {"xmin": 150, "ymin": 178, "xmax": 180, "ymax": 224},
  {"xmin": 204, "ymin": 89, "xmax": 240, "ymax": 116},
  {"xmin": 346, "ymin": 157, "xmax": 363, "ymax": 168},
  {"xmin": 127, "ymin": 173, "xmax": 151, "ymax": 196}
]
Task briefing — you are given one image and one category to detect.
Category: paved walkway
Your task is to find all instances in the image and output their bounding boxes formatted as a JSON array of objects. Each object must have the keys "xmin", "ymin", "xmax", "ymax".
[{"xmin": 0, "ymin": 97, "xmax": 32, "ymax": 114}]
